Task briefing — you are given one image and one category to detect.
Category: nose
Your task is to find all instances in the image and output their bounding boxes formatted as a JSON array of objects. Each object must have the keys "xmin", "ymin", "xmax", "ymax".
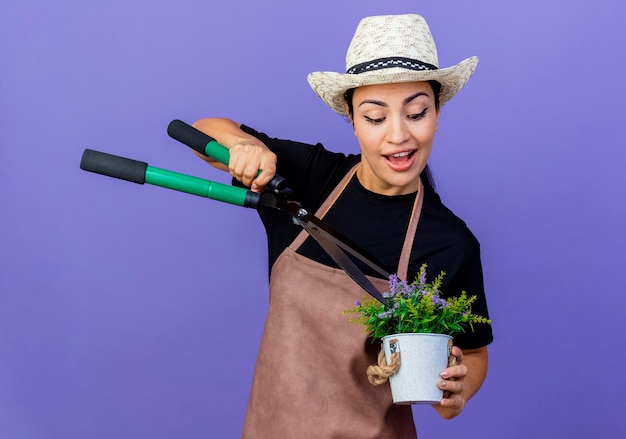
[{"xmin": 385, "ymin": 116, "xmax": 410, "ymax": 145}]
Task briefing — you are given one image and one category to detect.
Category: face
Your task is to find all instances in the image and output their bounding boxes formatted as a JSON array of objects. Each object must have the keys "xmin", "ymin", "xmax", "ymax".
[{"xmin": 347, "ymin": 81, "xmax": 440, "ymax": 196}]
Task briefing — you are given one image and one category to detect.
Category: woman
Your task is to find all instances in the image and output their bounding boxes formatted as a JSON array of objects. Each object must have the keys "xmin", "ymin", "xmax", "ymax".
[{"xmin": 194, "ymin": 14, "xmax": 493, "ymax": 438}]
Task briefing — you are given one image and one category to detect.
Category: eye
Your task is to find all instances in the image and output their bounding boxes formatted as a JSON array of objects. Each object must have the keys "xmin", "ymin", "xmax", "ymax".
[
  {"xmin": 364, "ymin": 115, "xmax": 385, "ymax": 125},
  {"xmin": 408, "ymin": 109, "xmax": 428, "ymax": 121}
]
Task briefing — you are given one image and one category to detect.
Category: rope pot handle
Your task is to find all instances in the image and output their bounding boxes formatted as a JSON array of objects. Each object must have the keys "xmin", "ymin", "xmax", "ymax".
[
  {"xmin": 367, "ymin": 339, "xmax": 401, "ymax": 385},
  {"xmin": 366, "ymin": 337, "xmax": 456, "ymax": 387}
]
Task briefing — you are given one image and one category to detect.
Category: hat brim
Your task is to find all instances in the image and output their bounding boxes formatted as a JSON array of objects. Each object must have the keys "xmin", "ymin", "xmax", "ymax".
[{"xmin": 307, "ymin": 56, "xmax": 478, "ymax": 116}]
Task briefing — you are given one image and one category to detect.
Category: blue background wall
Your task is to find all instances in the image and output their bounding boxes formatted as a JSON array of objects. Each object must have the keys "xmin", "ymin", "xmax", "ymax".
[{"xmin": 1, "ymin": 1, "xmax": 625, "ymax": 437}]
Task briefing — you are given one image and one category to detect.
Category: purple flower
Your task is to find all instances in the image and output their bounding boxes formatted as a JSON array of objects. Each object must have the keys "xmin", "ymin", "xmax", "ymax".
[
  {"xmin": 377, "ymin": 309, "xmax": 393, "ymax": 319},
  {"xmin": 418, "ymin": 269, "xmax": 427, "ymax": 286},
  {"xmin": 399, "ymin": 280, "xmax": 409, "ymax": 293},
  {"xmin": 431, "ymin": 295, "xmax": 448, "ymax": 307},
  {"xmin": 377, "ymin": 302, "xmax": 398, "ymax": 319},
  {"xmin": 388, "ymin": 274, "xmax": 399, "ymax": 296}
]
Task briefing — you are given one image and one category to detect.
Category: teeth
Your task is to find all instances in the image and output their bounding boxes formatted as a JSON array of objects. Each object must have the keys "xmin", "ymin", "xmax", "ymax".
[{"xmin": 391, "ymin": 151, "xmax": 411, "ymax": 158}]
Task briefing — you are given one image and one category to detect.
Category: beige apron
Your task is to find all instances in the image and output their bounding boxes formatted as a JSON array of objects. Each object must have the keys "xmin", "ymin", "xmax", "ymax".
[{"xmin": 242, "ymin": 165, "xmax": 424, "ymax": 438}]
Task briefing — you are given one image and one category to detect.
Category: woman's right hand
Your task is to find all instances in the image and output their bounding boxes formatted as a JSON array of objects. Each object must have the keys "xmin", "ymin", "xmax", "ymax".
[
  {"xmin": 228, "ymin": 137, "xmax": 277, "ymax": 192},
  {"xmin": 192, "ymin": 118, "xmax": 277, "ymax": 192}
]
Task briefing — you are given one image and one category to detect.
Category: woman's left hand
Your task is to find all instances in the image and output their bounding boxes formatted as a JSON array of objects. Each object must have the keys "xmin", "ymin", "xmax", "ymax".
[{"xmin": 433, "ymin": 345, "xmax": 488, "ymax": 419}]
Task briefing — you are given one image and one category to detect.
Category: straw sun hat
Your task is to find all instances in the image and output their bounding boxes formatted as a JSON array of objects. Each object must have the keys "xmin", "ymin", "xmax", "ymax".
[{"xmin": 307, "ymin": 14, "xmax": 478, "ymax": 116}]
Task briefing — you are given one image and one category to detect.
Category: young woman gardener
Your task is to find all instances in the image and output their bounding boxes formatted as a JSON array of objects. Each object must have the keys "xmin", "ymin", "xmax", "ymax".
[{"xmin": 194, "ymin": 14, "xmax": 493, "ymax": 438}]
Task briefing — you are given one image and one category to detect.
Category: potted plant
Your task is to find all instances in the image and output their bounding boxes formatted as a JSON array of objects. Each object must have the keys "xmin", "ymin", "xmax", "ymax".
[{"xmin": 344, "ymin": 264, "xmax": 491, "ymax": 405}]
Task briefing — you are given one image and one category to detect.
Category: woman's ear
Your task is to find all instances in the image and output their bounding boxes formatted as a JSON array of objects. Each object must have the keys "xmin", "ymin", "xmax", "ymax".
[{"xmin": 344, "ymin": 103, "xmax": 355, "ymax": 131}]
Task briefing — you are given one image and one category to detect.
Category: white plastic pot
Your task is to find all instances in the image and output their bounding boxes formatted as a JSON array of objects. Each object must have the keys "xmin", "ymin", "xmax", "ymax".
[{"xmin": 382, "ymin": 333, "xmax": 452, "ymax": 405}]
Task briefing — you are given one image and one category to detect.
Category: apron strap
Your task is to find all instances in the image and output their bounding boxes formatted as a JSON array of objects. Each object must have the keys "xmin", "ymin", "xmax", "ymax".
[
  {"xmin": 288, "ymin": 163, "xmax": 424, "ymax": 280},
  {"xmin": 289, "ymin": 164, "xmax": 360, "ymax": 250},
  {"xmin": 397, "ymin": 179, "xmax": 423, "ymax": 281}
]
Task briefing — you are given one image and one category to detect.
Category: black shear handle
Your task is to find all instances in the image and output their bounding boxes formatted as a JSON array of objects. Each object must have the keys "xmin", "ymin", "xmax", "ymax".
[{"xmin": 167, "ymin": 119, "xmax": 288, "ymax": 193}]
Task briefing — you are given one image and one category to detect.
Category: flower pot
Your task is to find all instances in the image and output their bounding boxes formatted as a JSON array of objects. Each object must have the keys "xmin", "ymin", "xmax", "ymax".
[{"xmin": 382, "ymin": 333, "xmax": 452, "ymax": 405}]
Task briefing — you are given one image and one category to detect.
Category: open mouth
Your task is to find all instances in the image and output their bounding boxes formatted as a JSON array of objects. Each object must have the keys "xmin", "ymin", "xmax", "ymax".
[{"xmin": 384, "ymin": 150, "xmax": 416, "ymax": 165}]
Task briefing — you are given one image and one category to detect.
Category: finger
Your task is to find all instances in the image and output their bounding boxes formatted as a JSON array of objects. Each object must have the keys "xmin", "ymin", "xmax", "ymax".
[
  {"xmin": 227, "ymin": 149, "xmax": 242, "ymax": 179},
  {"xmin": 440, "ymin": 364, "xmax": 467, "ymax": 380},
  {"xmin": 241, "ymin": 163, "xmax": 260, "ymax": 187},
  {"xmin": 248, "ymin": 160, "xmax": 276, "ymax": 189},
  {"xmin": 227, "ymin": 144, "xmax": 251, "ymax": 180},
  {"xmin": 250, "ymin": 162, "xmax": 276, "ymax": 192},
  {"xmin": 451, "ymin": 346, "xmax": 464, "ymax": 363},
  {"xmin": 439, "ymin": 378, "xmax": 463, "ymax": 394},
  {"xmin": 252, "ymin": 152, "xmax": 277, "ymax": 188},
  {"xmin": 228, "ymin": 162, "xmax": 249, "ymax": 186},
  {"xmin": 439, "ymin": 394, "xmax": 463, "ymax": 409},
  {"xmin": 438, "ymin": 382, "xmax": 464, "ymax": 410}
]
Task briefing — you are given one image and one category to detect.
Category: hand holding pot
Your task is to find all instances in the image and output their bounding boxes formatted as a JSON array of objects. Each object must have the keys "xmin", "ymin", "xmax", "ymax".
[{"xmin": 433, "ymin": 345, "xmax": 489, "ymax": 420}]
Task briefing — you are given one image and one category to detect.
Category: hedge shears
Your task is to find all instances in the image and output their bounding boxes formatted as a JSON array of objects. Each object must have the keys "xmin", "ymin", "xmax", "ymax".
[{"xmin": 80, "ymin": 120, "xmax": 390, "ymax": 305}]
